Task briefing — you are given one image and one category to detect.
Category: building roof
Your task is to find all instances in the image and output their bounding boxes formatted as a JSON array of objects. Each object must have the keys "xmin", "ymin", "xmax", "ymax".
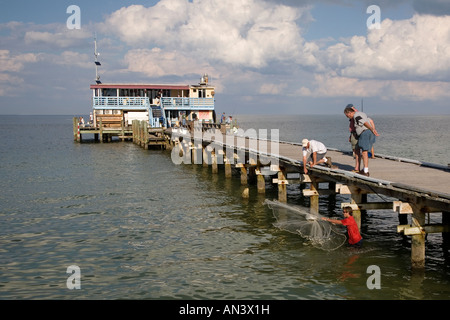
[{"xmin": 90, "ymin": 83, "xmax": 190, "ymax": 90}]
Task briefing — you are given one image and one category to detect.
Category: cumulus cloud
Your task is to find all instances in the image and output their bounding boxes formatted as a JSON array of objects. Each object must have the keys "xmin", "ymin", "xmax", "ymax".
[
  {"xmin": 298, "ymin": 72, "xmax": 384, "ymax": 98},
  {"xmin": 24, "ymin": 27, "xmax": 92, "ymax": 49},
  {"xmin": 0, "ymin": 50, "xmax": 39, "ymax": 73},
  {"xmin": 295, "ymin": 13, "xmax": 450, "ymax": 102},
  {"xmin": 47, "ymin": 51, "xmax": 92, "ymax": 69},
  {"xmin": 3, "ymin": 0, "xmax": 450, "ymax": 107},
  {"xmin": 323, "ymin": 15, "xmax": 450, "ymax": 81},
  {"xmin": 101, "ymin": 1, "xmax": 450, "ymax": 103},
  {"xmin": 102, "ymin": 0, "xmax": 312, "ymax": 69},
  {"xmin": 123, "ymin": 47, "xmax": 215, "ymax": 77},
  {"xmin": 298, "ymin": 72, "xmax": 450, "ymax": 101},
  {"xmin": 386, "ymin": 80, "xmax": 450, "ymax": 101},
  {"xmin": 259, "ymin": 82, "xmax": 288, "ymax": 95},
  {"xmin": 0, "ymin": 50, "xmax": 40, "ymax": 96},
  {"xmin": 100, "ymin": 1, "xmax": 188, "ymax": 46}
]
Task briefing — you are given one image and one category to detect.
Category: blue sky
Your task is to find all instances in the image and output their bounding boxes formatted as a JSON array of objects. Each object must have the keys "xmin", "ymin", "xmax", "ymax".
[{"xmin": 1, "ymin": 0, "xmax": 450, "ymax": 115}]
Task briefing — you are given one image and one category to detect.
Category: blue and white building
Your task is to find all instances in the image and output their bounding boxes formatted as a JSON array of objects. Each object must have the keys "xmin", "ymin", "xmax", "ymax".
[{"xmin": 90, "ymin": 74, "xmax": 216, "ymax": 128}]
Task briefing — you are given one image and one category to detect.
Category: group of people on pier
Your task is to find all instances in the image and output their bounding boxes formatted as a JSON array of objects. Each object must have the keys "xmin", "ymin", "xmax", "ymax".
[
  {"xmin": 301, "ymin": 104, "xmax": 380, "ymax": 248},
  {"xmin": 302, "ymin": 104, "xmax": 379, "ymax": 177}
]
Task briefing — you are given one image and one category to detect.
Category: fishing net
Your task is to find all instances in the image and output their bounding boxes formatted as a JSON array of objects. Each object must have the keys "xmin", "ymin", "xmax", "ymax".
[{"xmin": 265, "ymin": 199, "xmax": 347, "ymax": 251}]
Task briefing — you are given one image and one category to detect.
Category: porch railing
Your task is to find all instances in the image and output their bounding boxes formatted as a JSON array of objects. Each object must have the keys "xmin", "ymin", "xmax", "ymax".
[
  {"xmin": 161, "ymin": 97, "xmax": 214, "ymax": 110},
  {"xmin": 93, "ymin": 97, "xmax": 214, "ymax": 110},
  {"xmin": 93, "ymin": 97, "xmax": 149, "ymax": 109}
]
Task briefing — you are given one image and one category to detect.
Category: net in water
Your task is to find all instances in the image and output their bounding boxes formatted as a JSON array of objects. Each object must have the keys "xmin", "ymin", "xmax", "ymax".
[{"xmin": 265, "ymin": 199, "xmax": 347, "ymax": 251}]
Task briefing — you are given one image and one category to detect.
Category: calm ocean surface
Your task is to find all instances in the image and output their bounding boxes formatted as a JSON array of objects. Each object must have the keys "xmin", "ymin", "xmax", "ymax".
[{"xmin": 1, "ymin": 114, "xmax": 450, "ymax": 300}]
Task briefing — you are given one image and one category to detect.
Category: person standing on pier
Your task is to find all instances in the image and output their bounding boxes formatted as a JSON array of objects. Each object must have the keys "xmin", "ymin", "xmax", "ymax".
[
  {"xmin": 301, "ymin": 139, "xmax": 334, "ymax": 174},
  {"xmin": 344, "ymin": 106, "xmax": 379, "ymax": 177},
  {"xmin": 322, "ymin": 207, "xmax": 363, "ymax": 248}
]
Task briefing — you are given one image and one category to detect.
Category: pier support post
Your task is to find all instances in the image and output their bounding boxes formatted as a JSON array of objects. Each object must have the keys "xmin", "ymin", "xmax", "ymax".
[
  {"xmin": 73, "ymin": 118, "xmax": 78, "ymax": 141},
  {"xmin": 193, "ymin": 143, "xmax": 202, "ymax": 165},
  {"xmin": 203, "ymin": 146, "xmax": 209, "ymax": 167},
  {"xmin": 140, "ymin": 121, "xmax": 144, "ymax": 147},
  {"xmin": 242, "ymin": 188, "xmax": 249, "ymax": 199},
  {"xmin": 278, "ymin": 168, "xmax": 287, "ymax": 203},
  {"xmin": 309, "ymin": 177, "xmax": 319, "ymax": 214},
  {"xmin": 411, "ymin": 204, "xmax": 426, "ymax": 270},
  {"xmin": 99, "ymin": 119, "xmax": 103, "ymax": 143},
  {"xmin": 121, "ymin": 120, "xmax": 125, "ymax": 142},
  {"xmin": 212, "ymin": 151, "xmax": 218, "ymax": 174},
  {"xmin": 256, "ymin": 167, "xmax": 265, "ymax": 194},
  {"xmin": 132, "ymin": 120, "xmax": 135, "ymax": 143},
  {"xmin": 349, "ymin": 186, "xmax": 364, "ymax": 231},
  {"xmin": 143, "ymin": 121, "xmax": 149, "ymax": 150},
  {"xmin": 224, "ymin": 159, "xmax": 232, "ymax": 178},
  {"xmin": 239, "ymin": 165, "xmax": 247, "ymax": 186}
]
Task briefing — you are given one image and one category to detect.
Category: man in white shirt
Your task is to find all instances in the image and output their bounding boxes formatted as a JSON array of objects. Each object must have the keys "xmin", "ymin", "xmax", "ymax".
[{"xmin": 302, "ymin": 139, "xmax": 333, "ymax": 174}]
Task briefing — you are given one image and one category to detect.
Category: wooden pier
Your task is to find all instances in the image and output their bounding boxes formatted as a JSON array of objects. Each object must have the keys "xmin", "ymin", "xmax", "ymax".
[
  {"xmin": 73, "ymin": 117, "xmax": 167, "ymax": 147},
  {"xmin": 74, "ymin": 119, "xmax": 450, "ymax": 270}
]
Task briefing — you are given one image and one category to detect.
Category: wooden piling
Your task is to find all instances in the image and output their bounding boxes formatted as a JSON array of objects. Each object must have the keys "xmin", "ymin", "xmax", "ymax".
[
  {"xmin": 99, "ymin": 118, "xmax": 103, "ymax": 143},
  {"xmin": 239, "ymin": 165, "xmax": 247, "ymax": 185},
  {"xmin": 193, "ymin": 143, "xmax": 202, "ymax": 165},
  {"xmin": 309, "ymin": 177, "xmax": 319, "ymax": 214},
  {"xmin": 242, "ymin": 187, "xmax": 249, "ymax": 199},
  {"xmin": 348, "ymin": 186, "xmax": 365, "ymax": 231},
  {"xmin": 143, "ymin": 121, "xmax": 149, "ymax": 150},
  {"xmin": 277, "ymin": 168, "xmax": 287, "ymax": 203},
  {"xmin": 411, "ymin": 204, "xmax": 426, "ymax": 270},
  {"xmin": 73, "ymin": 117, "xmax": 78, "ymax": 141},
  {"xmin": 256, "ymin": 168, "xmax": 266, "ymax": 194},
  {"xmin": 203, "ymin": 146, "xmax": 209, "ymax": 167},
  {"xmin": 120, "ymin": 120, "xmax": 125, "ymax": 142},
  {"xmin": 225, "ymin": 159, "xmax": 232, "ymax": 178},
  {"xmin": 212, "ymin": 151, "xmax": 218, "ymax": 174}
]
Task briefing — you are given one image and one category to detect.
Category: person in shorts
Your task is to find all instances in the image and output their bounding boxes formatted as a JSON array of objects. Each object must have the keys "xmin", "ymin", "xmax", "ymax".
[{"xmin": 344, "ymin": 106, "xmax": 379, "ymax": 177}]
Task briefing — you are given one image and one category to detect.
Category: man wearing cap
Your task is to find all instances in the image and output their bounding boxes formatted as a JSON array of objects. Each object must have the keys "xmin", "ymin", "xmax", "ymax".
[
  {"xmin": 302, "ymin": 139, "xmax": 333, "ymax": 174},
  {"xmin": 344, "ymin": 105, "xmax": 379, "ymax": 177}
]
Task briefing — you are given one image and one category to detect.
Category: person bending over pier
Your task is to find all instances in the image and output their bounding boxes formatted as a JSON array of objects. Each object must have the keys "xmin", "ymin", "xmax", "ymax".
[
  {"xmin": 322, "ymin": 207, "xmax": 363, "ymax": 248},
  {"xmin": 344, "ymin": 106, "xmax": 379, "ymax": 177},
  {"xmin": 302, "ymin": 139, "xmax": 334, "ymax": 174}
]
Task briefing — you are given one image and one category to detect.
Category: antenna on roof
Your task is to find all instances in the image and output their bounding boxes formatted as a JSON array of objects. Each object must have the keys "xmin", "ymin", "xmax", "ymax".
[{"xmin": 94, "ymin": 33, "xmax": 102, "ymax": 84}]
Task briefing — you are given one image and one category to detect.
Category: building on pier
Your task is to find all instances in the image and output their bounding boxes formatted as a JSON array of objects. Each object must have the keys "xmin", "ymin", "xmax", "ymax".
[
  {"xmin": 88, "ymin": 37, "xmax": 215, "ymax": 130},
  {"xmin": 90, "ymin": 74, "xmax": 216, "ymax": 129}
]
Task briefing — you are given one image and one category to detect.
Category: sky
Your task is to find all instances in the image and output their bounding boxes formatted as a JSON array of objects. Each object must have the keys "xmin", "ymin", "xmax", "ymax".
[{"xmin": 1, "ymin": 0, "xmax": 450, "ymax": 115}]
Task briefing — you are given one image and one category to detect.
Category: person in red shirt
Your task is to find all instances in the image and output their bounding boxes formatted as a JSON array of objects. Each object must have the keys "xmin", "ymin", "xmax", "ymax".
[{"xmin": 322, "ymin": 207, "xmax": 363, "ymax": 248}]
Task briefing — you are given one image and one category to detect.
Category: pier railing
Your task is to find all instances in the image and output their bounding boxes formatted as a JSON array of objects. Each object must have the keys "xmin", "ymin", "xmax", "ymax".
[
  {"xmin": 93, "ymin": 97, "xmax": 149, "ymax": 110},
  {"xmin": 93, "ymin": 97, "xmax": 214, "ymax": 111},
  {"xmin": 161, "ymin": 97, "xmax": 214, "ymax": 110}
]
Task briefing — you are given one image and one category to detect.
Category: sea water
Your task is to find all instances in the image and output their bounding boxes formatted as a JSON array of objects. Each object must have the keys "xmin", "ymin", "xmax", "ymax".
[{"xmin": 0, "ymin": 114, "xmax": 449, "ymax": 300}]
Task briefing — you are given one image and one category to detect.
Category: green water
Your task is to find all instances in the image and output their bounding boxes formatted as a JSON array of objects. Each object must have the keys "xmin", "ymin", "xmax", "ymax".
[{"xmin": 0, "ymin": 115, "xmax": 449, "ymax": 301}]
